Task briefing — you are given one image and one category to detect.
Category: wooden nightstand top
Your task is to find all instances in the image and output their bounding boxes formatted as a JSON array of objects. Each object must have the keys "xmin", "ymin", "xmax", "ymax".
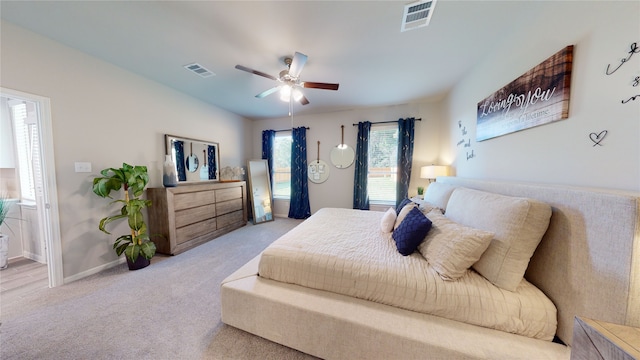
[{"xmin": 571, "ymin": 316, "xmax": 640, "ymax": 360}]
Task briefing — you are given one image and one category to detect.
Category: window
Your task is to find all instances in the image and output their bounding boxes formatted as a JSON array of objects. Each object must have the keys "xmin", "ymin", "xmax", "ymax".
[
  {"xmin": 368, "ymin": 125, "xmax": 398, "ymax": 204},
  {"xmin": 272, "ymin": 132, "xmax": 292, "ymax": 199},
  {"xmin": 11, "ymin": 101, "xmax": 40, "ymax": 202}
]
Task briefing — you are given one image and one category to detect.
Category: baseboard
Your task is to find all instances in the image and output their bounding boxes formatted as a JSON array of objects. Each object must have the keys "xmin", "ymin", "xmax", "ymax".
[
  {"xmin": 23, "ymin": 251, "xmax": 46, "ymax": 264},
  {"xmin": 63, "ymin": 257, "xmax": 126, "ymax": 284}
]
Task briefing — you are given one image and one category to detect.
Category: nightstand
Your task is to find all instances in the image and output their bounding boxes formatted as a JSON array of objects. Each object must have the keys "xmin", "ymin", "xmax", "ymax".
[{"xmin": 571, "ymin": 316, "xmax": 640, "ymax": 360}]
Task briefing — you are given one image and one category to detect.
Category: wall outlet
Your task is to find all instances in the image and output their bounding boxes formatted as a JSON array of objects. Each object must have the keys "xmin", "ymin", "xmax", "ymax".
[{"xmin": 74, "ymin": 162, "xmax": 92, "ymax": 173}]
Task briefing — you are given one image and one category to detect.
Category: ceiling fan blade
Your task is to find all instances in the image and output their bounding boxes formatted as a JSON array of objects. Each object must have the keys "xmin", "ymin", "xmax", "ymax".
[
  {"xmin": 235, "ymin": 65, "xmax": 277, "ymax": 81},
  {"xmin": 298, "ymin": 95, "xmax": 310, "ymax": 106},
  {"xmin": 303, "ymin": 82, "xmax": 340, "ymax": 91},
  {"xmin": 288, "ymin": 52, "xmax": 308, "ymax": 78},
  {"xmin": 255, "ymin": 86, "xmax": 280, "ymax": 99}
]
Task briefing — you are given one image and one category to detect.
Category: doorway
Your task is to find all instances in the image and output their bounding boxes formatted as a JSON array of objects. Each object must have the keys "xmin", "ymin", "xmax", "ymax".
[{"xmin": 1, "ymin": 87, "xmax": 63, "ymax": 288}]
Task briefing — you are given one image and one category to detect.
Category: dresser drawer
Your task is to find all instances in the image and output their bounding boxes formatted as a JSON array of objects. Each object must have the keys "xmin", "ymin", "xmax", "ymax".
[
  {"xmin": 217, "ymin": 210, "xmax": 244, "ymax": 228},
  {"xmin": 174, "ymin": 190, "xmax": 216, "ymax": 211},
  {"xmin": 176, "ymin": 218, "xmax": 217, "ymax": 245},
  {"xmin": 216, "ymin": 198, "xmax": 243, "ymax": 216},
  {"xmin": 216, "ymin": 186, "xmax": 242, "ymax": 202},
  {"xmin": 175, "ymin": 204, "xmax": 216, "ymax": 228}
]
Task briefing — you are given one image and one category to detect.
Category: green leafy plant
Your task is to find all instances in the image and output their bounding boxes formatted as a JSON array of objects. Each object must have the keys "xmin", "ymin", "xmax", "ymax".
[
  {"xmin": 0, "ymin": 194, "xmax": 22, "ymax": 235},
  {"xmin": 417, "ymin": 186, "xmax": 425, "ymax": 196},
  {"xmin": 92, "ymin": 163, "xmax": 156, "ymax": 264},
  {"xmin": 0, "ymin": 195, "xmax": 11, "ymax": 228}
]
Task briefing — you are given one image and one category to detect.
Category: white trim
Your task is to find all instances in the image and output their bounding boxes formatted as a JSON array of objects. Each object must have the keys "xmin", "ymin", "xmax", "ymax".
[
  {"xmin": 1, "ymin": 87, "xmax": 63, "ymax": 288},
  {"xmin": 64, "ymin": 257, "xmax": 126, "ymax": 284},
  {"xmin": 22, "ymin": 250, "xmax": 46, "ymax": 264}
]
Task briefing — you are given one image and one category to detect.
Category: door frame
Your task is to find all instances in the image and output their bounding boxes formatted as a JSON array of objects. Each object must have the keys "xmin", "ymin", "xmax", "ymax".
[{"xmin": 1, "ymin": 87, "xmax": 63, "ymax": 287}]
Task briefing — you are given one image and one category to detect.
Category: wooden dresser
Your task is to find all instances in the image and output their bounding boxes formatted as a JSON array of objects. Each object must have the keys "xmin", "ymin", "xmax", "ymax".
[{"xmin": 147, "ymin": 181, "xmax": 247, "ymax": 255}]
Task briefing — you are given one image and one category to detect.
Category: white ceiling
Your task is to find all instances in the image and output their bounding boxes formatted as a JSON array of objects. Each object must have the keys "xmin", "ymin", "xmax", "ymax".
[{"xmin": 1, "ymin": 1, "xmax": 546, "ymax": 120}]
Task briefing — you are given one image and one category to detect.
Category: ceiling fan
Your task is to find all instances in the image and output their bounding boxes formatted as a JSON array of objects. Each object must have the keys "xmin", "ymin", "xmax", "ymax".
[{"xmin": 235, "ymin": 52, "xmax": 339, "ymax": 105}]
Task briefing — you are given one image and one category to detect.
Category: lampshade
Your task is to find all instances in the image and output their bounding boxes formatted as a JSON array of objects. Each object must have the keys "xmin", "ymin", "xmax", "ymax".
[{"xmin": 420, "ymin": 165, "xmax": 449, "ymax": 179}]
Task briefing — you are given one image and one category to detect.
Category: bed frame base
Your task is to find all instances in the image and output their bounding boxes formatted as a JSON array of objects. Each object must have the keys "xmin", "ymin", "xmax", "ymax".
[{"xmin": 221, "ymin": 255, "xmax": 570, "ymax": 360}]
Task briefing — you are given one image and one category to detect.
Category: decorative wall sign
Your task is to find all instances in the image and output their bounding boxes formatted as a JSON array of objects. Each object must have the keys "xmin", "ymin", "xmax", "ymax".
[
  {"xmin": 476, "ymin": 45, "xmax": 574, "ymax": 141},
  {"xmin": 456, "ymin": 120, "xmax": 476, "ymax": 160}
]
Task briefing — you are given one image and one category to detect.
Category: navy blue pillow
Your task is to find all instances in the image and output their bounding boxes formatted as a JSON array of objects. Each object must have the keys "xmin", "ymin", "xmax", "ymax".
[
  {"xmin": 392, "ymin": 207, "xmax": 432, "ymax": 256},
  {"xmin": 395, "ymin": 198, "xmax": 413, "ymax": 215}
]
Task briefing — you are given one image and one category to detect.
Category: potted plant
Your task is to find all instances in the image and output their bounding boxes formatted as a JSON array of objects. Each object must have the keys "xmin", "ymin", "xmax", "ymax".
[
  {"xmin": 0, "ymin": 195, "xmax": 15, "ymax": 270},
  {"xmin": 92, "ymin": 163, "xmax": 156, "ymax": 270}
]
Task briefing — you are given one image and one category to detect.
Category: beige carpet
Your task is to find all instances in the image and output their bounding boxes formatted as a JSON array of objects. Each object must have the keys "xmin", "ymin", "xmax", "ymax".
[{"xmin": 1, "ymin": 218, "xmax": 320, "ymax": 360}]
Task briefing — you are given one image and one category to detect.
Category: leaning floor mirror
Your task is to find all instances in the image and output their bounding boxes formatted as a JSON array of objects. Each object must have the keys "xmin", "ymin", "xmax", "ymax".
[{"xmin": 247, "ymin": 159, "xmax": 274, "ymax": 224}]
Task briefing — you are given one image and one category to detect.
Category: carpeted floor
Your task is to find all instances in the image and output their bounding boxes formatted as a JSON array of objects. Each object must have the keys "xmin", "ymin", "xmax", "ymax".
[{"xmin": 0, "ymin": 218, "xmax": 320, "ymax": 360}]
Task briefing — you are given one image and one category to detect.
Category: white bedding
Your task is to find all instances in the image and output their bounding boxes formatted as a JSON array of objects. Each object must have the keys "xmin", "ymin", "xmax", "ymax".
[{"xmin": 258, "ymin": 208, "xmax": 558, "ymax": 340}]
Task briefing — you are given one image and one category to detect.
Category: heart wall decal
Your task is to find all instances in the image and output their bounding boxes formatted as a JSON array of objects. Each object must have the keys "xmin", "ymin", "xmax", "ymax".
[{"xmin": 589, "ymin": 130, "xmax": 608, "ymax": 146}]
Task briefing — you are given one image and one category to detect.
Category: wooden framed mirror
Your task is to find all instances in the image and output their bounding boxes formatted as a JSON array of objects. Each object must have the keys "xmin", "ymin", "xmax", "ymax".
[
  {"xmin": 247, "ymin": 159, "xmax": 274, "ymax": 224},
  {"xmin": 165, "ymin": 134, "xmax": 220, "ymax": 183}
]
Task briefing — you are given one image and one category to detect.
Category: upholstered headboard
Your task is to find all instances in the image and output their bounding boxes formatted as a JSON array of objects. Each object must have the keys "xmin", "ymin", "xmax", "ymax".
[{"xmin": 437, "ymin": 177, "xmax": 640, "ymax": 346}]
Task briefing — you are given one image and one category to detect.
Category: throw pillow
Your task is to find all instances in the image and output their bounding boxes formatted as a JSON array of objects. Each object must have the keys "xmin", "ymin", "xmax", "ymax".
[
  {"xmin": 418, "ymin": 209, "xmax": 494, "ymax": 281},
  {"xmin": 395, "ymin": 198, "xmax": 413, "ymax": 215},
  {"xmin": 394, "ymin": 202, "xmax": 417, "ymax": 230},
  {"xmin": 380, "ymin": 207, "xmax": 397, "ymax": 233},
  {"xmin": 392, "ymin": 207, "xmax": 432, "ymax": 256},
  {"xmin": 423, "ymin": 182, "xmax": 457, "ymax": 211},
  {"xmin": 444, "ymin": 188, "xmax": 552, "ymax": 291},
  {"xmin": 418, "ymin": 201, "xmax": 440, "ymax": 215}
]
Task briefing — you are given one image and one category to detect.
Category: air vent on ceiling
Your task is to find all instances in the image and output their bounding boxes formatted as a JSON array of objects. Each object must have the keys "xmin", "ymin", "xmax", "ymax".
[
  {"xmin": 401, "ymin": 0, "xmax": 437, "ymax": 32},
  {"xmin": 183, "ymin": 63, "xmax": 215, "ymax": 78}
]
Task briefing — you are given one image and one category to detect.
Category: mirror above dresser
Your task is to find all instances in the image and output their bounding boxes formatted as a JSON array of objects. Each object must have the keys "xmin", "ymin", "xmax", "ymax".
[{"xmin": 165, "ymin": 134, "xmax": 220, "ymax": 183}]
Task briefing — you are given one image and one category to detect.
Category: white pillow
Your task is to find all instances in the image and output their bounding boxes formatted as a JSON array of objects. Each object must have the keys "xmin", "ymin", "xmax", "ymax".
[
  {"xmin": 423, "ymin": 182, "xmax": 457, "ymax": 211},
  {"xmin": 418, "ymin": 209, "xmax": 494, "ymax": 281},
  {"xmin": 445, "ymin": 188, "xmax": 552, "ymax": 291},
  {"xmin": 418, "ymin": 201, "xmax": 440, "ymax": 215},
  {"xmin": 394, "ymin": 202, "xmax": 417, "ymax": 230},
  {"xmin": 380, "ymin": 207, "xmax": 397, "ymax": 233}
]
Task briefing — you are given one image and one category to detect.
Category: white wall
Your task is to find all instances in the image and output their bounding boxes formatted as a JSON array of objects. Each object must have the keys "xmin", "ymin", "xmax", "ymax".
[
  {"xmin": 1, "ymin": 21, "xmax": 252, "ymax": 280},
  {"xmin": 443, "ymin": 1, "xmax": 640, "ymax": 192},
  {"xmin": 252, "ymin": 101, "xmax": 444, "ymax": 215},
  {"xmin": 252, "ymin": 1, "xmax": 640, "ymax": 218}
]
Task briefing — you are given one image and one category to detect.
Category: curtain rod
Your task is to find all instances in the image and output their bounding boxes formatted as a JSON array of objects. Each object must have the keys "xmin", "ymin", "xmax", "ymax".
[
  {"xmin": 274, "ymin": 126, "xmax": 310, "ymax": 133},
  {"xmin": 352, "ymin": 118, "xmax": 422, "ymax": 126}
]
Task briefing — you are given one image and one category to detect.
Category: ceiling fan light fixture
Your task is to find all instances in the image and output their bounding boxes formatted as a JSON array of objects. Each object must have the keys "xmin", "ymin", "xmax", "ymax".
[
  {"xmin": 279, "ymin": 85, "xmax": 304, "ymax": 102},
  {"xmin": 280, "ymin": 85, "xmax": 292, "ymax": 102},
  {"xmin": 292, "ymin": 88, "xmax": 303, "ymax": 102},
  {"xmin": 235, "ymin": 51, "xmax": 339, "ymax": 108}
]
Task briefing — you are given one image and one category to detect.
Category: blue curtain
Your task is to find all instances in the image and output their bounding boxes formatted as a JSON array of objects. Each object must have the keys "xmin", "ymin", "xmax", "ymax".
[
  {"xmin": 396, "ymin": 117, "xmax": 415, "ymax": 208},
  {"xmin": 174, "ymin": 140, "xmax": 186, "ymax": 181},
  {"xmin": 353, "ymin": 121, "xmax": 371, "ymax": 210},
  {"xmin": 288, "ymin": 127, "xmax": 311, "ymax": 219},
  {"xmin": 207, "ymin": 145, "xmax": 217, "ymax": 180},
  {"xmin": 262, "ymin": 130, "xmax": 276, "ymax": 190}
]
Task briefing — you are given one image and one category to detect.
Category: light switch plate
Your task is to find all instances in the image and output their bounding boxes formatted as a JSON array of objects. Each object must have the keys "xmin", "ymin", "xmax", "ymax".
[{"xmin": 74, "ymin": 162, "xmax": 92, "ymax": 173}]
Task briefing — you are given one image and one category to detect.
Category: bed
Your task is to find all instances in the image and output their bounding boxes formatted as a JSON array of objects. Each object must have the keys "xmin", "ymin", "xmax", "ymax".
[{"xmin": 221, "ymin": 177, "xmax": 640, "ymax": 359}]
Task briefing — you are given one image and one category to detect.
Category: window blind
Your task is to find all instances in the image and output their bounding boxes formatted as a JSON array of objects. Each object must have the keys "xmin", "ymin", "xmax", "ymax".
[
  {"xmin": 11, "ymin": 102, "xmax": 40, "ymax": 201},
  {"xmin": 368, "ymin": 124, "xmax": 398, "ymax": 203}
]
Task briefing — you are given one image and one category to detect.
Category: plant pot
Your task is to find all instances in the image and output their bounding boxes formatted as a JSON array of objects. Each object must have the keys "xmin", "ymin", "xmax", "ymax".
[
  {"xmin": 126, "ymin": 255, "xmax": 151, "ymax": 271},
  {"xmin": 0, "ymin": 234, "xmax": 8, "ymax": 270}
]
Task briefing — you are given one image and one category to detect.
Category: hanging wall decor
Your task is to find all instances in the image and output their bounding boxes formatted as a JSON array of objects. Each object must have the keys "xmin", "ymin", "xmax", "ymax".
[
  {"xmin": 308, "ymin": 140, "xmax": 330, "ymax": 183},
  {"xmin": 456, "ymin": 120, "xmax": 475, "ymax": 160},
  {"xmin": 476, "ymin": 45, "xmax": 574, "ymax": 141},
  {"xmin": 604, "ymin": 41, "xmax": 640, "ymax": 104},
  {"xmin": 589, "ymin": 130, "xmax": 608, "ymax": 147}
]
